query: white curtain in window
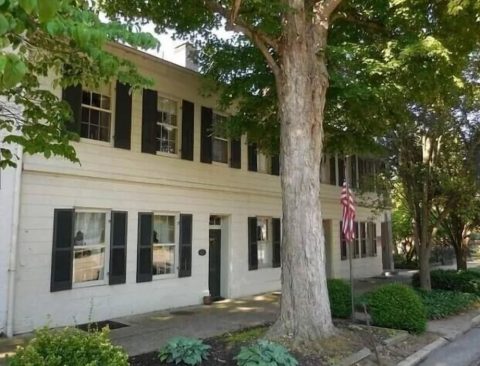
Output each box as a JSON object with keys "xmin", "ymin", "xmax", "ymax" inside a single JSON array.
[{"xmin": 74, "ymin": 212, "xmax": 106, "ymax": 246}]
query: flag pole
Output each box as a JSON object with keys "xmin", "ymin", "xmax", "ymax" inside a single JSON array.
[{"xmin": 346, "ymin": 156, "xmax": 355, "ymax": 321}]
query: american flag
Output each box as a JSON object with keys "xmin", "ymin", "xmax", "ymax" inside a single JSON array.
[{"xmin": 341, "ymin": 181, "xmax": 356, "ymax": 242}]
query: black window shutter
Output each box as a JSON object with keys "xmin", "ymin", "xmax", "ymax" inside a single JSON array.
[
  {"xmin": 114, "ymin": 81, "xmax": 132, "ymax": 150},
  {"xmin": 230, "ymin": 139, "xmax": 241, "ymax": 169},
  {"xmin": 62, "ymin": 85, "xmax": 82, "ymax": 134},
  {"xmin": 109, "ymin": 211, "xmax": 128, "ymax": 285},
  {"xmin": 248, "ymin": 143, "xmax": 258, "ymax": 172},
  {"xmin": 248, "ymin": 217, "xmax": 258, "ymax": 270},
  {"xmin": 137, "ymin": 213, "xmax": 153, "ymax": 283},
  {"xmin": 141, "ymin": 89, "xmax": 158, "ymax": 154},
  {"xmin": 271, "ymin": 155, "xmax": 280, "ymax": 176},
  {"xmin": 51, "ymin": 209, "xmax": 74, "ymax": 292},
  {"xmin": 272, "ymin": 218, "xmax": 281, "ymax": 268},
  {"xmin": 179, "ymin": 214, "xmax": 193, "ymax": 277},
  {"xmin": 181, "ymin": 100, "xmax": 195, "ymax": 161},
  {"xmin": 200, "ymin": 106, "xmax": 212, "ymax": 163}
]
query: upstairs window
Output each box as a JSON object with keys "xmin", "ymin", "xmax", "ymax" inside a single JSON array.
[
  {"xmin": 81, "ymin": 86, "xmax": 111, "ymax": 142},
  {"xmin": 157, "ymin": 97, "xmax": 178, "ymax": 154},
  {"xmin": 257, "ymin": 153, "xmax": 271, "ymax": 174},
  {"xmin": 212, "ymin": 113, "xmax": 229, "ymax": 164}
]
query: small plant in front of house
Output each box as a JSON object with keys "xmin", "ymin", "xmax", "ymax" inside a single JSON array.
[
  {"xmin": 235, "ymin": 340, "xmax": 298, "ymax": 366},
  {"xmin": 158, "ymin": 337, "xmax": 210, "ymax": 365},
  {"xmin": 7, "ymin": 327, "xmax": 128, "ymax": 366}
]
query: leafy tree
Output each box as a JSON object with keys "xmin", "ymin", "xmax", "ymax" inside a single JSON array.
[
  {"xmin": 0, "ymin": 0, "xmax": 157, "ymax": 168},
  {"xmin": 100, "ymin": 0, "xmax": 480, "ymax": 340}
]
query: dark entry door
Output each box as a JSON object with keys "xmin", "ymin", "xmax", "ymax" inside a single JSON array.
[{"xmin": 209, "ymin": 229, "xmax": 222, "ymax": 298}]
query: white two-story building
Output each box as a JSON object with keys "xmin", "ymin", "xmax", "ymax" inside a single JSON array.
[{"xmin": 0, "ymin": 43, "xmax": 391, "ymax": 336}]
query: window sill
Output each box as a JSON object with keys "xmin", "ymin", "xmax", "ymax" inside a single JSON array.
[
  {"xmin": 156, "ymin": 151, "xmax": 179, "ymax": 159},
  {"xmin": 79, "ymin": 138, "xmax": 112, "ymax": 147},
  {"xmin": 212, "ymin": 161, "xmax": 229, "ymax": 167},
  {"xmin": 72, "ymin": 280, "xmax": 107, "ymax": 289},
  {"xmin": 153, "ymin": 273, "xmax": 177, "ymax": 280}
]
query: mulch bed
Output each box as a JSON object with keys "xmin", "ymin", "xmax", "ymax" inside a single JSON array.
[{"xmin": 128, "ymin": 321, "xmax": 399, "ymax": 366}]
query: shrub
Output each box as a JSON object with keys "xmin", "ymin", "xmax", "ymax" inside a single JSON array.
[
  {"xmin": 158, "ymin": 337, "xmax": 210, "ymax": 366},
  {"xmin": 366, "ymin": 283, "xmax": 427, "ymax": 333},
  {"xmin": 417, "ymin": 289, "xmax": 480, "ymax": 319},
  {"xmin": 412, "ymin": 269, "xmax": 480, "ymax": 293},
  {"xmin": 7, "ymin": 327, "xmax": 128, "ymax": 366},
  {"xmin": 394, "ymin": 254, "xmax": 418, "ymax": 269},
  {"xmin": 235, "ymin": 340, "xmax": 298, "ymax": 366},
  {"xmin": 327, "ymin": 279, "xmax": 351, "ymax": 318}
]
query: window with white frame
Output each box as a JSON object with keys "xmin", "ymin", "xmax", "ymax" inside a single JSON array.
[
  {"xmin": 212, "ymin": 113, "xmax": 229, "ymax": 164},
  {"xmin": 73, "ymin": 211, "xmax": 108, "ymax": 284},
  {"xmin": 81, "ymin": 86, "xmax": 112, "ymax": 142},
  {"xmin": 157, "ymin": 96, "xmax": 178, "ymax": 154},
  {"xmin": 152, "ymin": 214, "xmax": 176, "ymax": 275},
  {"xmin": 257, "ymin": 153, "xmax": 271, "ymax": 174},
  {"xmin": 257, "ymin": 217, "xmax": 273, "ymax": 268}
]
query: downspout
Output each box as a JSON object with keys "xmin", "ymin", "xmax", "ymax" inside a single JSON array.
[{"xmin": 6, "ymin": 146, "xmax": 23, "ymax": 337}]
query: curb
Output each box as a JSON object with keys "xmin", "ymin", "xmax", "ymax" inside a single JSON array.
[
  {"xmin": 396, "ymin": 310, "xmax": 480, "ymax": 366},
  {"xmin": 396, "ymin": 337, "xmax": 448, "ymax": 366}
]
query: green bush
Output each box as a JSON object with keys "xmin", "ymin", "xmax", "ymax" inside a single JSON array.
[
  {"xmin": 7, "ymin": 327, "xmax": 128, "ymax": 366},
  {"xmin": 158, "ymin": 337, "xmax": 210, "ymax": 366},
  {"xmin": 366, "ymin": 284, "xmax": 427, "ymax": 333},
  {"xmin": 327, "ymin": 279, "xmax": 351, "ymax": 318},
  {"xmin": 235, "ymin": 340, "xmax": 298, "ymax": 366},
  {"xmin": 412, "ymin": 269, "xmax": 480, "ymax": 293},
  {"xmin": 394, "ymin": 254, "xmax": 418, "ymax": 269},
  {"xmin": 417, "ymin": 289, "xmax": 480, "ymax": 319}
]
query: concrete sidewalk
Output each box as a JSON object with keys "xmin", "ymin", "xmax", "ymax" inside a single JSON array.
[{"xmin": 109, "ymin": 292, "xmax": 280, "ymax": 356}]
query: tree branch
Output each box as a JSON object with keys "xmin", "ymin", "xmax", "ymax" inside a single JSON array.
[
  {"xmin": 202, "ymin": 0, "xmax": 281, "ymax": 80},
  {"xmin": 315, "ymin": 0, "xmax": 343, "ymax": 19}
]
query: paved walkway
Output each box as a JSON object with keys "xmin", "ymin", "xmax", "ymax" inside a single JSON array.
[{"xmin": 109, "ymin": 293, "xmax": 280, "ymax": 356}]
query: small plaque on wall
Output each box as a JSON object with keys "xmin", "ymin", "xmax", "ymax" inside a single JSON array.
[{"xmin": 198, "ymin": 249, "xmax": 207, "ymax": 256}]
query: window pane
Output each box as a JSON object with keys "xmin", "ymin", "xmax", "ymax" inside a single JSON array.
[
  {"xmin": 99, "ymin": 127, "xmax": 110, "ymax": 142},
  {"xmin": 80, "ymin": 122, "xmax": 89, "ymax": 139},
  {"xmin": 90, "ymin": 109, "xmax": 100, "ymax": 126},
  {"xmin": 81, "ymin": 107, "xmax": 89, "ymax": 123},
  {"xmin": 74, "ymin": 212, "xmax": 106, "ymax": 246},
  {"xmin": 100, "ymin": 112, "xmax": 110, "ymax": 128},
  {"xmin": 257, "ymin": 218, "xmax": 269, "ymax": 241},
  {"xmin": 101, "ymin": 95, "xmax": 110, "ymax": 110},
  {"xmin": 74, "ymin": 247, "xmax": 105, "ymax": 283},
  {"xmin": 212, "ymin": 138, "xmax": 228, "ymax": 163},
  {"xmin": 153, "ymin": 215, "xmax": 175, "ymax": 244},
  {"xmin": 153, "ymin": 245, "xmax": 174, "ymax": 275},
  {"xmin": 82, "ymin": 91, "xmax": 91, "ymax": 105},
  {"xmin": 91, "ymin": 92, "xmax": 101, "ymax": 107}
]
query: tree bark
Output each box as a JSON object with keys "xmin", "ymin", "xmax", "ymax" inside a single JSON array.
[
  {"xmin": 268, "ymin": 6, "xmax": 335, "ymax": 345},
  {"xmin": 454, "ymin": 244, "xmax": 468, "ymax": 271}
]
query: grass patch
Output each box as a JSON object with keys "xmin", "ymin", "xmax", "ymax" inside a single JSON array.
[
  {"xmin": 223, "ymin": 326, "xmax": 268, "ymax": 346},
  {"xmin": 416, "ymin": 289, "xmax": 480, "ymax": 319}
]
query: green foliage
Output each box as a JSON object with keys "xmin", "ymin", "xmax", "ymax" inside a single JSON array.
[
  {"xmin": 412, "ymin": 269, "xmax": 480, "ymax": 293},
  {"xmin": 327, "ymin": 279, "xmax": 352, "ymax": 319},
  {"xmin": 0, "ymin": 0, "xmax": 158, "ymax": 168},
  {"xmin": 234, "ymin": 340, "xmax": 298, "ymax": 366},
  {"xmin": 225, "ymin": 326, "xmax": 268, "ymax": 346},
  {"xmin": 366, "ymin": 284, "xmax": 427, "ymax": 333},
  {"xmin": 7, "ymin": 327, "xmax": 128, "ymax": 366},
  {"xmin": 158, "ymin": 337, "xmax": 210, "ymax": 366},
  {"xmin": 417, "ymin": 289, "xmax": 479, "ymax": 319},
  {"xmin": 393, "ymin": 254, "xmax": 418, "ymax": 270}
]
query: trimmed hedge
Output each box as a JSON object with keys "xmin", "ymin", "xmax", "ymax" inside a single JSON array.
[
  {"xmin": 412, "ymin": 269, "xmax": 480, "ymax": 293},
  {"xmin": 327, "ymin": 279, "xmax": 351, "ymax": 319},
  {"xmin": 417, "ymin": 289, "xmax": 480, "ymax": 319},
  {"xmin": 366, "ymin": 284, "xmax": 427, "ymax": 333}
]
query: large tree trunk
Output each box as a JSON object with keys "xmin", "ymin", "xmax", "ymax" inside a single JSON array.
[
  {"xmin": 269, "ymin": 9, "xmax": 334, "ymax": 345},
  {"xmin": 454, "ymin": 244, "xmax": 468, "ymax": 271},
  {"xmin": 418, "ymin": 244, "xmax": 431, "ymax": 290}
]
